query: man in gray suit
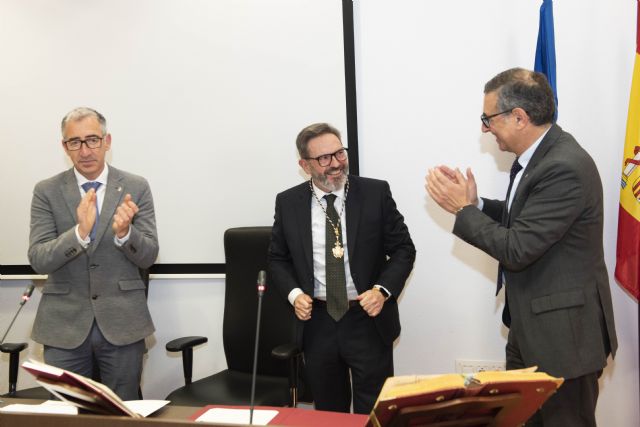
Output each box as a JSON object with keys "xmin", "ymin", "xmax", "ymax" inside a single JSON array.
[
  {"xmin": 426, "ymin": 68, "xmax": 617, "ymax": 426},
  {"xmin": 29, "ymin": 107, "xmax": 158, "ymax": 400}
]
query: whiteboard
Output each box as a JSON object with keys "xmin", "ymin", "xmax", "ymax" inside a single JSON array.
[{"xmin": 0, "ymin": 0, "xmax": 349, "ymax": 268}]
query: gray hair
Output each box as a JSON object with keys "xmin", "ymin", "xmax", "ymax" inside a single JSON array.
[
  {"xmin": 61, "ymin": 107, "xmax": 107, "ymax": 137},
  {"xmin": 295, "ymin": 123, "xmax": 341, "ymax": 158},
  {"xmin": 484, "ymin": 68, "xmax": 555, "ymax": 126}
]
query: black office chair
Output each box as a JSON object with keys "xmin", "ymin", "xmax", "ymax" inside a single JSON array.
[
  {"xmin": 1, "ymin": 267, "xmax": 150, "ymax": 399},
  {"xmin": 165, "ymin": 226, "xmax": 306, "ymax": 407}
]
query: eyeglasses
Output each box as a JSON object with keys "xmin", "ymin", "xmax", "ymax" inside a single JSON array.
[
  {"xmin": 64, "ymin": 136, "xmax": 104, "ymax": 151},
  {"xmin": 480, "ymin": 109, "xmax": 513, "ymax": 128},
  {"xmin": 305, "ymin": 148, "xmax": 348, "ymax": 167}
]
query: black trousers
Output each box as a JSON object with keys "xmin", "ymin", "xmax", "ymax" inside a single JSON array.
[
  {"xmin": 303, "ymin": 300, "xmax": 393, "ymax": 414},
  {"xmin": 506, "ymin": 329, "xmax": 600, "ymax": 427}
]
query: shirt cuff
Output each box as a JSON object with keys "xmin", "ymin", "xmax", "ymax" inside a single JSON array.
[
  {"xmin": 114, "ymin": 227, "xmax": 132, "ymax": 247},
  {"xmin": 477, "ymin": 198, "xmax": 484, "ymax": 211},
  {"xmin": 373, "ymin": 284, "xmax": 391, "ymax": 300},
  {"xmin": 288, "ymin": 288, "xmax": 304, "ymax": 306},
  {"xmin": 75, "ymin": 225, "xmax": 90, "ymax": 249}
]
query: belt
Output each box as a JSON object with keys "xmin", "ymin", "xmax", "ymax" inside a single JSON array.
[{"xmin": 313, "ymin": 298, "xmax": 360, "ymax": 308}]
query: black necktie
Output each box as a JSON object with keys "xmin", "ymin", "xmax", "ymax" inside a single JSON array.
[
  {"xmin": 505, "ymin": 158, "xmax": 523, "ymax": 214},
  {"xmin": 81, "ymin": 181, "xmax": 102, "ymax": 241},
  {"xmin": 324, "ymin": 194, "xmax": 348, "ymax": 321},
  {"xmin": 496, "ymin": 158, "xmax": 522, "ymax": 294}
]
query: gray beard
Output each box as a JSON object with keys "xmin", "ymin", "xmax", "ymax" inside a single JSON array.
[{"xmin": 312, "ymin": 166, "xmax": 349, "ymax": 192}]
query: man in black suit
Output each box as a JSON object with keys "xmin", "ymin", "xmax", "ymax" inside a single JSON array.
[
  {"xmin": 268, "ymin": 123, "xmax": 415, "ymax": 414},
  {"xmin": 426, "ymin": 68, "xmax": 617, "ymax": 426}
]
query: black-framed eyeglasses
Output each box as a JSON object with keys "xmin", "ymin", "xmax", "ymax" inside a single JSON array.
[
  {"xmin": 305, "ymin": 147, "xmax": 348, "ymax": 167},
  {"xmin": 64, "ymin": 136, "xmax": 104, "ymax": 151},
  {"xmin": 480, "ymin": 109, "xmax": 513, "ymax": 128}
]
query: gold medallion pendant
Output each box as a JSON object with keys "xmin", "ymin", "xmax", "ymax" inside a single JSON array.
[{"xmin": 332, "ymin": 241, "xmax": 344, "ymax": 258}]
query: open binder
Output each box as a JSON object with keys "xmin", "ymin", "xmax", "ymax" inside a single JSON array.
[
  {"xmin": 367, "ymin": 368, "xmax": 563, "ymax": 427},
  {"xmin": 21, "ymin": 360, "xmax": 141, "ymax": 417}
]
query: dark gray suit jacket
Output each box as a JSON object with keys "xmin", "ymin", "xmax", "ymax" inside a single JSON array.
[
  {"xmin": 268, "ymin": 175, "xmax": 416, "ymax": 346},
  {"xmin": 29, "ymin": 165, "xmax": 158, "ymax": 349},
  {"xmin": 453, "ymin": 124, "xmax": 617, "ymax": 379}
]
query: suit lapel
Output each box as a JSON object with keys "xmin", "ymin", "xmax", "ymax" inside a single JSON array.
[
  {"xmin": 345, "ymin": 176, "xmax": 361, "ymax": 259},
  {"xmin": 509, "ymin": 124, "xmax": 562, "ymax": 222},
  {"xmin": 61, "ymin": 169, "xmax": 81, "ymax": 222},
  {"xmin": 294, "ymin": 183, "xmax": 314, "ymax": 273},
  {"xmin": 92, "ymin": 166, "xmax": 125, "ymax": 249}
]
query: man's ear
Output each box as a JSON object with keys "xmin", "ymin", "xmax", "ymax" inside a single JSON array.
[
  {"xmin": 298, "ymin": 158, "xmax": 310, "ymax": 174},
  {"xmin": 512, "ymin": 107, "xmax": 529, "ymax": 127}
]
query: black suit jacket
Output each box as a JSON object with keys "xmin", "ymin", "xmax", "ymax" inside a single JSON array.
[
  {"xmin": 268, "ymin": 175, "xmax": 416, "ymax": 346},
  {"xmin": 453, "ymin": 124, "xmax": 618, "ymax": 379}
]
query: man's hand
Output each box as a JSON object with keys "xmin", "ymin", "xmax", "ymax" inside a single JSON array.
[
  {"xmin": 77, "ymin": 188, "xmax": 98, "ymax": 239},
  {"xmin": 112, "ymin": 194, "xmax": 139, "ymax": 239},
  {"xmin": 425, "ymin": 166, "xmax": 477, "ymax": 214},
  {"xmin": 294, "ymin": 293, "xmax": 313, "ymax": 321},
  {"xmin": 357, "ymin": 289, "xmax": 385, "ymax": 317}
]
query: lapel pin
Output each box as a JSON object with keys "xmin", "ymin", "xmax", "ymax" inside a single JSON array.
[{"xmin": 116, "ymin": 186, "xmax": 122, "ymax": 192}]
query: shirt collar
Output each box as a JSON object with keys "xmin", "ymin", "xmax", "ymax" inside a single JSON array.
[
  {"xmin": 311, "ymin": 179, "xmax": 346, "ymax": 201},
  {"xmin": 518, "ymin": 126, "xmax": 551, "ymax": 169},
  {"xmin": 74, "ymin": 164, "xmax": 109, "ymax": 187}
]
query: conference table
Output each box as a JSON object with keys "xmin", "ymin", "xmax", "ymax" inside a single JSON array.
[{"xmin": 0, "ymin": 398, "xmax": 369, "ymax": 427}]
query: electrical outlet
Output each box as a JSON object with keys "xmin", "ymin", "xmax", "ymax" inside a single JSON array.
[{"xmin": 455, "ymin": 359, "xmax": 506, "ymax": 374}]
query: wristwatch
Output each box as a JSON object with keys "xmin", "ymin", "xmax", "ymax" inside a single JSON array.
[{"xmin": 373, "ymin": 284, "xmax": 391, "ymax": 300}]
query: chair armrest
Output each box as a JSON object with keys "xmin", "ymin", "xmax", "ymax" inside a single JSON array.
[
  {"xmin": 165, "ymin": 336, "xmax": 208, "ymax": 385},
  {"xmin": 0, "ymin": 342, "xmax": 29, "ymax": 396},
  {"xmin": 271, "ymin": 343, "xmax": 302, "ymax": 360},
  {"xmin": 165, "ymin": 336, "xmax": 208, "ymax": 352},
  {"xmin": 0, "ymin": 342, "xmax": 28, "ymax": 354},
  {"xmin": 271, "ymin": 343, "xmax": 304, "ymax": 407}
]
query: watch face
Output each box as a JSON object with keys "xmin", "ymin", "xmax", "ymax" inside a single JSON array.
[{"xmin": 376, "ymin": 286, "xmax": 390, "ymax": 298}]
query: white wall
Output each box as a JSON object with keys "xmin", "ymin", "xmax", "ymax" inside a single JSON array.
[
  {"xmin": 1, "ymin": 1, "xmax": 638, "ymax": 426},
  {"xmin": 0, "ymin": 0, "xmax": 346, "ymax": 265},
  {"xmin": 353, "ymin": 0, "xmax": 639, "ymax": 426}
]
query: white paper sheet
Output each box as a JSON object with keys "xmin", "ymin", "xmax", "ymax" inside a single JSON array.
[
  {"xmin": 0, "ymin": 400, "xmax": 78, "ymax": 415},
  {"xmin": 196, "ymin": 408, "xmax": 279, "ymax": 425},
  {"xmin": 123, "ymin": 400, "xmax": 170, "ymax": 417},
  {"xmin": 0, "ymin": 399, "xmax": 169, "ymax": 418}
]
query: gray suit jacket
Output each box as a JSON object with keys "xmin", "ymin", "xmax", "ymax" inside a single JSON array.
[
  {"xmin": 29, "ymin": 165, "xmax": 158, "ymax": 348},
  {"xmin": 453, "ymin": 124, "xmax": 617, "ymax": 379}
]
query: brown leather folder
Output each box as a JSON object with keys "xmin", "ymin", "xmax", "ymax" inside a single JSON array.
[{"xmin": 367, "ymin": 368, "xmax": 563, "ymax": 427}]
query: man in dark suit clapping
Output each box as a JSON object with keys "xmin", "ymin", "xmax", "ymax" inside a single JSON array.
[{"xmin": 426, "ymin": 68, "xmax": 617, "ymax": 426}]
